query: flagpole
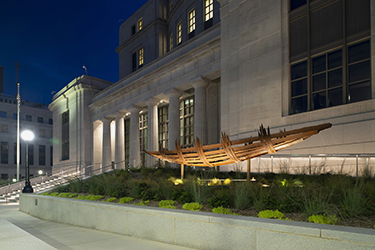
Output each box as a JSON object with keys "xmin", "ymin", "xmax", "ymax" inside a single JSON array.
[{"xmin": 17, "ymin": 82, "xmax": 20, "ymax": 181}]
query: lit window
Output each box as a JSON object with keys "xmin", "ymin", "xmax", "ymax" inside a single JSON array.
[
  {"xmin": 138, "ymin": 18, "xmax": 143, "ymax": 31},
  {"xmin": 177, "ymin": 22, "xmax": 182, "ymax": 44},
  {"xmin": 189, "ymin": 9, "xmax": 196, "ymax": 34},
  {"xmin": 158, "ymin": 106, "xmax": 169, "ymax": 150},
  {"xmin": 170, "ymin": 33, "xmax": 174, "ymax": 50},
  {"xmin": 138, "ymin": 48, "xmax": 144, "ymax": 68},
  {"xmin": 205, "ymin": 0, "xmax": 213, "ymax": 21},
  {"xmin": 179, "ymin": 97, "xmax": 194, "ymax": 147},
  {"xmin": 139, "ymin": 113, "xmax": 148, "ymax": 166}
]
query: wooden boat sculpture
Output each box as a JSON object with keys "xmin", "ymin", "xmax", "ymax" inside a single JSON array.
[{"xmin": 145, "ymin": 123, "xmax": 332, "ymax": 167}]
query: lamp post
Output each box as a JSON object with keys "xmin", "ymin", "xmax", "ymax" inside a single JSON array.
[{"xmin": 21, "ymin": 130, "xmax": 34, "ymax": 193}]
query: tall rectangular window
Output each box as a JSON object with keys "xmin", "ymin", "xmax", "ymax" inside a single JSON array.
[
  {"xmin": 179, "ymin": 97, "xmax": 194, "ymax": 147},
  {"xmin": 1, "ymin": 124, "xmax": 8, "ymax": 133},
  {"xmin": 139, "ymin": 113, "xmax": 148, "ymax": 166},
  {"xmin": 61, "ymin": 110, "xmax": 69, "ymax": 161},
  {"xmin": 204, "ymin": 0, "xmax": 214, "ymax": 29},
  {"xmin": 25, "ymin": 115, "xmax": 32, "ymax": 121},
  {"xmin": 138, "ymin": 48, "xmax": 144, "ymax": 68},
  {"xmin": 170, "ymin": 33, "xmax": 174, "ymax": 50},
  {"xmin": 1, "ymin": 142, "xmax": 9, "ymax": 164},
  {"xmin": 177, "ymin": 22, "xmax": 182, "ymax": 44},
  {"xmin": 158, "ymin": 106, "xmax": 169, "ymax": 150},
  {"xmin": 188, "ymin": 9, "xmax": 196, "ymax": 39},
  {"xmin": 13, "ymin": 113, "xmax": 17, "ymax": 119},
  {"xmin": 50, "ymin": 146, "xmax": 53, "ymax": 166},
  {"xmin": 131, "ymin": 25, "xmax": 136, "ymax": 35},
  {"xmin": 132, "ymin": 52, "xmax": 137, "ymax": 72},
  {"xmin": 289, "ymin": 0, "xmax": 371, "ymax": 115},
  {"xmin": 39, "ymin": 145, "xmax": 46, "ymax": 166},
  {"xmin": 138, "ymin": 18, "xmax": 143, "ymax": 31},
  {"xmin": 49, "ymin": 118, "xmax": 53, "ymax": 125},
  {"xmin": 124, "ymin": 119, "xmax": 130, "ymax": 166}
]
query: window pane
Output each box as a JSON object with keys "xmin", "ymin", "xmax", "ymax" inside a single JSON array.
[
  {"xmin": 348, "ymin": 40, "xmax": 370, "ymax": 63},
  {"xmin": 312, "ymin": 55, "xmax": 326, "ymax": 74},
  {"xmin": 291, "ymin": 61, "xmax": 307, "ymax": 80},
  {"xmin": 291, "ymin": 79, "xmax": 307, "ymax": 97},
  {"xmin": 313, "ymin": 91, "xmax": 327, "ymax": 110},
  {"xmin": 328, "ymin": 50, "xmax": 342, "ymax": 69},
  {"xmin": 328, "ymin": 88, "xmax": 343, "ymax": 107},
  {"xmin": 291, "ymin": 96, "xmax": 307, "ymax": 114},
  {"xmin": 290, "ymin": 0, "xmax": 306, "ymax": 11},
  {"xmin": 313, "ymin": 73, "xmax": 326, "ymax": 92},
  {"xmin": 328, "ymin": 69, "xmax": 342, "ymax": 88},
  {"xmin": 348, "ymin": 81, "xmax": 371, "ymax": 103},
  {"xmin": 349, "ymin": 61, "xmax": 371, "ymax": 83}
]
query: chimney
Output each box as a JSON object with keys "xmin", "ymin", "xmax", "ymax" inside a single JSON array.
[{"xmin": 0, "ymin": 66, "xmax": 3, "ymax": 93}]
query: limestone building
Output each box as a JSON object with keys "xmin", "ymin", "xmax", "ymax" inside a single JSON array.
[
  {"xmin": 0, "ymin": 93, "xmax": 53, "ymax": 180},
  {"xmin": 49, "ymin": 0, "xmax": 375, "ymax": 174}
]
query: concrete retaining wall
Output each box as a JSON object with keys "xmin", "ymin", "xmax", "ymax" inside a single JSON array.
[{"xmin": 20, "ymin": 194, "xmax": 375, "ymax": 250}]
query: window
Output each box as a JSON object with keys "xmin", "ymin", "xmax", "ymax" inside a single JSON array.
[
  {"xmin": 49, "ymin": 118, "xmax": 53, "ymax": 125},
  {"xmin": 158, "ymin": 106, "xmax": 169, "ymax": 150},
  {"xmin": 13, "ymin": 113, "xmax": 17, "ymax": 119},
  {"xmin": 131, "ymin": 25, "xmax": 136, "ymax": 35},
  {"xmin": 37, "ymin": 117, "xmax": 43, "ymax": 123},
  {"xmin": 204, "ymin": 0, "xmax": 214, "ymax": 29},
  {"xmin": 14, "ymin": 143, "xmax": 22, "ymax": 164},
  {"xmin": 1, "ymin": 124, "xmax": 8, "ymax": 133},
  {"xmin": 289, "ymin": 0, "xmax": 371, "ymax": 115},
  {"xmin": 28, "ymin": 144, "xmax": 34, "ymax": 165},
  {"xmin": 39, "ymin": 145, "xmax": 46, "ymax": 166},
  {"xmin": 0, "ymin": 111, "xmax": 6, "ymax": 118},
  {"xmin": 177, "ymin": 22, "xmax": 182, "ymax": 44},
  {"xmin": 179, "ymin": 97, "xmax": 194, "ymax": 147},
  {"xmin": 1, "ymin": 174, "xmax": 8, "ymax": 180},
  {"xmin": 124, "ymin": 118, "xmax": 130, "ymax": 166},
  {"xmin": 132, "ymin": 52, "xmax": 137, "ymax": 72},
  {"xmin": 50, "ymin": 146, "xmax": 53, "ymax": 166},
  {"xmin": 188, "ymin": 9, "xmax": 196, "ymax": 39},
  {"xmin": 61, "ymin": 110, "xmax": 69, "ymax": 161},
  {"xmin": 138, "ymin": 18, "xmax": 143, "ymax": 31},
  {"xmin": 170, "ymin": 33, "xmax": 174, "ymax": 50},
  {"xmin": 1, "ymin": 142, "xmax": 8, "ymax": 164},
  {"xmin": 39, "ymin": 129, "xmax": 45, "ymax": 137},
  {"xmin": 26, "ymin": 115, "xmax": 32, "ymax": 121},
  {"xmin": 138, "ymin": 48, "xmax": 144, "ymax": 68},
  {"xmin": 139, "ymin": 113, "xmax": 148, "ymax": 165}
]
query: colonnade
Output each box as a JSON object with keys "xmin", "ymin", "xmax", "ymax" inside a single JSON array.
[{"xmin": 93, "ymin": 79, "xmax": 209, "ymax": 169}]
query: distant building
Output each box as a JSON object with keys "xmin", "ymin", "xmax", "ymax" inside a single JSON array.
[
  {"xmin": 0, "ymin": 93, "xmax": 53, "ymax": 180},
  {"xmin": 49, "ymin": 0, "xmax": 374, "ymax": 174}
]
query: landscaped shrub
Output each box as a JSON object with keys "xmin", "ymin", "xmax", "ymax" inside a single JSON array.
[
  {"xmin": 233, "ymin": 182, "xmax": 251, "ymax": 210},
  {"xmin": 118, "ymin": 197, "xmax": 134, "ymax": 203},
  {"xmin": 68, "ymin": 193, "xmax": 78, "ymax": 198},
  {"xmin": 159, "ymin": 200, "xmax": 176, "ymax": 209},
  {"xmin": 258, "ymin": 210, "xmax": 285, "ymax": 220},
  {"xmin": 105, "ymin": 197, "xmax": 117, "ymax": 202},
  {"xmin": 208, "ymin": 190, "xmax": 232, "ymax": 209},
  {"xmin": 58, "ymin": 192, "xmax": 71, "ymax": 198},
  {"xmin": 308, "ymin": 214, "xmax": 337, "ymax": 225},
  {"xmin": 182, "ymin": 202, "xmax": 203, "ymax": 211},
  {"xmin": 172, "ymin": 187, "xmax": 194, "ymax": 204},
  {"xmin": 212, "ymin": 206, "xmax": 239, "ymax": 215},
  {"xmin": 133, "ymin": 200, "xmax": 149, "ymax": 206},
  {"xmin": 341, "ymin": 185, "xmax": 372, "ymax": 217},
  {"xmin": 158, "ymin": 179, "xmax": 174, "ymax": 200}
]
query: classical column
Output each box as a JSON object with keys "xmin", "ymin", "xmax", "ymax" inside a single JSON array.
[
  {"xmin": 192, "ymin": 79, "xmax": 208, "ymax": 145},
  {"xmin": 128, "ymin": 106, "xmax": 141, "ymax": 167},
  {"xmin": 115, "ymin": 112, "xmax": 126, "ymax": 170},
  {"xmin": 167, "ymin": 89, "xmax": 181, "ymax": 150},
  {"xmin": 92, "ymin": 121, "xmax": 102, "ymax": 173},
  {"xmin": 102, "ymin": 118, "xmax": 112, "ymax": 171},
  {"xmin": 146, "ymin": 98, "xmax": 159, "ymax": 166}
]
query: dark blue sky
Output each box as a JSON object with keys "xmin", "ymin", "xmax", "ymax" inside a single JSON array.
[{"xmin": 0, "ymin": 0, "xmax": 148, "ymax": 105}]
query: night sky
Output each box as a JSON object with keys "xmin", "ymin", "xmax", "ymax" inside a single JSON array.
[{"xmin": 0, "ymin": 0, "xmax": 148, "ymax": 105}]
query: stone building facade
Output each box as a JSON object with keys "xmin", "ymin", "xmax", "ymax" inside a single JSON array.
[{"xmin": 49, "ymin": 0, "xmax": 375, "ymax": 174}]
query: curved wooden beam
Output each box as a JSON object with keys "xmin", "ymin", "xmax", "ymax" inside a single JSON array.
[
  {"xmin": 194, "ymin": 137, "xmax": 214, "ymax": 167},
  {"xmin": 220, "ymin": 132, "xmax": 241, "ymax": 163},
  {"xmin": 175, "ymin": 140, "xmax": 188, "ymax": 165}
]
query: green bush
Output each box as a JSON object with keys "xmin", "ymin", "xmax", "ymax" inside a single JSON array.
[
  {"xmin": 308, "ymin": 214, "xmax": 337, "ymax": 225},
  {"xmin": 68, "ymin": 193, "xmax": 78, "ymax": 198},
  {"xmin": 159, "ymin": 200, "xmax": 176, "ymax": 209},
  {"xmin": 212, "ymin": 206, "xmax": 239, "ymax": 215},
  {"xmin": 208, "ymin": 191, "xmax": 232, "ymax": 209},
  {"xmin": 182, "ymin": 202, "xmax": 203, "ymax": 211},
  {"xmin": 118, "ymin": 197, "xmax": 134, "ymax": 203},
  {"xmin": 172, "ymin": 188, "xmax": 194, "ymax": 204},
  {"xmin": 49, "ymin": 192, "xmax": 59, "ymax": 197},
  {"xmin": 233, "ymin": 182, "xmax": 251, "ymax": 210},
  {"xmin": 258, "ymin": 210, "xmax": 285, "ymax": 220},
  {"xmin": 133, "ymin": 200, "xmax": 149, "ymax": 206},
  {"xmin": 105, "ymin": 197, "xmax": 117, "ymax": 202},
  {"xmin": 58, "ymin": 192, "xmax": 71, "ymax": 198}
]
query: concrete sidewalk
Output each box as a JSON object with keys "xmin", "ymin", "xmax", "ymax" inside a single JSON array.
[{"xmin": 0, "ymin": 204, "xmax": 197, "ymax": 250}]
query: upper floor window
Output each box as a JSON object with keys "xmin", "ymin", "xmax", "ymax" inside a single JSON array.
[
  {"xmin": 131, "ymin": 25, "xmax": 136, "ymax": 35},
  {"xmin": 170, "ymin": 0, "xmax": 174, "ymax": 11},
  {"xmin": 188, "ymin": 9, "xmax": 196, "ymax": 39},
  {"xmin": 138, "ymin": 48, "xmax": 144, "ymax": 68},
  {"xmin": 138, "ymin": 18, "xmax": 143, "ymax": 31},
  {"xmin": 1, "ymin": 124, "xmax": 8, "ymax": 133},
  {"xmin": 37, "ymin": 117, "xmax": 43, "ymax": 123},
  {"xmin": 49, "ymin": 118, "xmax": 53, "ymax": 125},
  {"xmin": 170, "ymin": 33, "xmax": 174, "ymax": 50},
  {"xmin": 177, "ymin": 22, "xmax": 182, "ymax": 45},
  {"xmin": 0, "ymin": 111, "xmax": 6, "ymax": 118},
  {"xmin": 132, "ymin": 48, "xmax": 144, "ymax": 72},
  {"xmin": 13, "ymin": 113, "xmax": 17, "ymax": 119},
  {"xmin": 25, "ymin": 115, "xmax": 32, "ymax": 121},
  {"xmin": 204, "ymin": 0, "xmax": 214, "ymax": 29}
]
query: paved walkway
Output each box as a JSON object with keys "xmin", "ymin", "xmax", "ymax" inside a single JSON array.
[{"xmin": 0, "ymin": 204, "xmax": 197, "ymax": 250}]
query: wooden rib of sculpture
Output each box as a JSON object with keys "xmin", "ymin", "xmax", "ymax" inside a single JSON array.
[{"xmin": 145, "ymin": 123, "xmax": 332, "ymax": 167}]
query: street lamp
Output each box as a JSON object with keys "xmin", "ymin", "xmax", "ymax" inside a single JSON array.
[{"xmin": 21, "ymin": 130, "xmax": 34, "ymax": 193}]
